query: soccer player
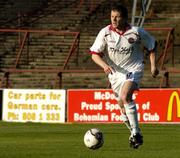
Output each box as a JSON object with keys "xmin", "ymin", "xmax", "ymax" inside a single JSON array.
[{"xmin": 89, "ymin": 3, "xmax": 159, "ymax": 148}]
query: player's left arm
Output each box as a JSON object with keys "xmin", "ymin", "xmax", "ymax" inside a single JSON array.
[
  {"xmin": 139, "ymin": 27, "xmax": 159, "ymax": 78},
  {"xmin": 149, "ymin": 50, "xmax": 159, "ymax": 78}
]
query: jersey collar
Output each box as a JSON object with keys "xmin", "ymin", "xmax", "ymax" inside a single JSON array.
[{"xmin": 109, "ymin": 24, "xmax": 131, "ymax": 35}]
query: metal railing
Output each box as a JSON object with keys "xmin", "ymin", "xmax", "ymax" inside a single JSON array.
[
  {"xmin": 0, "ymin": 28, "xmax": 82, "ymax": 88},
  {"xmin": 0, "ymin": 27, "xmax": 176, "ymax": 88}
]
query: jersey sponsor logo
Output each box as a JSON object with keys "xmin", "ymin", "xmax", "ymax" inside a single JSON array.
[
  {"xmin": 167, "ymin": 91, "xmax": 180, "ymax": 121},
  {"xmin": 110, "ymin": 47, "xmax": 134, "ymax": 54}
]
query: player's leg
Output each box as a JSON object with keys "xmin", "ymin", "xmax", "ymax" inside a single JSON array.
[
  {"xmin": 121, "ymin": 81, "xmax": 139, "ymax": 134},
  {"xmin": 120, "ymin": 81, "xmax": 143, "ymax": 148},
  {"xmin": 118, "ymin": 100, "xmax": 131, "ymax": 132},
  {"xmin": 108, "ymin": 71, "xmax": 142, "ymax": 147},
  {"xmin": 108, "ymin": 72, "xmax": 132, "ymax": 132}
]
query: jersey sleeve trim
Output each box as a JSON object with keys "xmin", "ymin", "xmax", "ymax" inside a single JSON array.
[{"xmin": 89, "ymin": 51, "xmax": 104, "ymax": 57}]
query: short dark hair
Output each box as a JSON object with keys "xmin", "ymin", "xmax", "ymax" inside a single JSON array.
[{"xmin": 110, "ymin": 3, "xmax": 128, "ymax": 19}]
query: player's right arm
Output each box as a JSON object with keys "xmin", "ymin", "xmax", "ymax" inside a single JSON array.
[
  {"xmin": 92, "ymin": 54, "xmax": 114, "ymax": 75},
  {"xmin": 90, "ymin": 26, "xmax": 115, "ymax": 75}
]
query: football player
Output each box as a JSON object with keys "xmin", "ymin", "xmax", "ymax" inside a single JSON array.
[{"xmin": 89, "ymin": 3, "xmax": 159, "ymax": 148}]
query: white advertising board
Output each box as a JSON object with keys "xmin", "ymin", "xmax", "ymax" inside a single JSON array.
[{"xmin": 2, "ymin": 89, "xmax": 66, "ymax": 123}]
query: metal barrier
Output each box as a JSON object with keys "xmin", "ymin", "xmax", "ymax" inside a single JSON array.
[
  {"xmin": 0, "ymin": 27, "xmax": 176, "ymax": 88},
  {"xmin": 0, "ymin": 29, "xmax": 80, "ymax": 88}
]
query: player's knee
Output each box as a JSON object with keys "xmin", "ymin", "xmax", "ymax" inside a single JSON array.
[{"xmin": 121, "ymin": 93, "xmax": 130, "ymax": 104}]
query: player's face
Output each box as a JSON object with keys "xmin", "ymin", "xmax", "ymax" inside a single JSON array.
[{"xmin": 111, "ymin": 10, "xmax": 124, "ymax": 29}]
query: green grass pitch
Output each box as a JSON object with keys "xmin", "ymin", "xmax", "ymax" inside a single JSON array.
[{"xmin": 0, "ymin": 122, "xmax": 179, "ymax": 158}]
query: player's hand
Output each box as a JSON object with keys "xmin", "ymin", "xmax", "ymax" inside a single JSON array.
[
  {"xmin": 151, "ymin": 66, "xmax": 159, "ymax": 78},
  {"xmin": 103, "ymin": 65, "xmax": 115, "ymax": 75}
]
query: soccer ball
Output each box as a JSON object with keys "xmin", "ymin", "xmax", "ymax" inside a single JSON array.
[{"xmin": 84, "ymin": 128, "xmax": 104, "ymax": 150}]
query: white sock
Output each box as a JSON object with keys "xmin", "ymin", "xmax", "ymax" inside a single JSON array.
[
  {"xmin": 121, "ymin": 112, "xmax": 131, "ymax": 132},
  {"xmin": 124, "ymin": 101, "xmax": 139, "ymax": 135}
]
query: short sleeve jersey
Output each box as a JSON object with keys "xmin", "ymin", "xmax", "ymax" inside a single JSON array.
[{"xmin": 90, "ymin": 25, "xmax": 155, "ymax": 72}]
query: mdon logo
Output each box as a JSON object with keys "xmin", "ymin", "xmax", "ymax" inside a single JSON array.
[{"xmin": 167, "ymin": 91, "xmax": 180, "ymax": 121}]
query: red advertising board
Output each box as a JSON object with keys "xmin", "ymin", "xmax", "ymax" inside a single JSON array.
[{"xmin": 67, "ymin": 89, "xmax": 180, "ymax": 123}]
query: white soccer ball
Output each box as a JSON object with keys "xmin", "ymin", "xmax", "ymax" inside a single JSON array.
[{"xmin": 84, "ymin": 128, "xmax": 104, "ymax": 149}]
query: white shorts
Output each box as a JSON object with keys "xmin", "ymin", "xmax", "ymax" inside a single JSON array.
[{"xmin": 108, "ymin": 71, "xmax": 143, "ymax": 101}]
